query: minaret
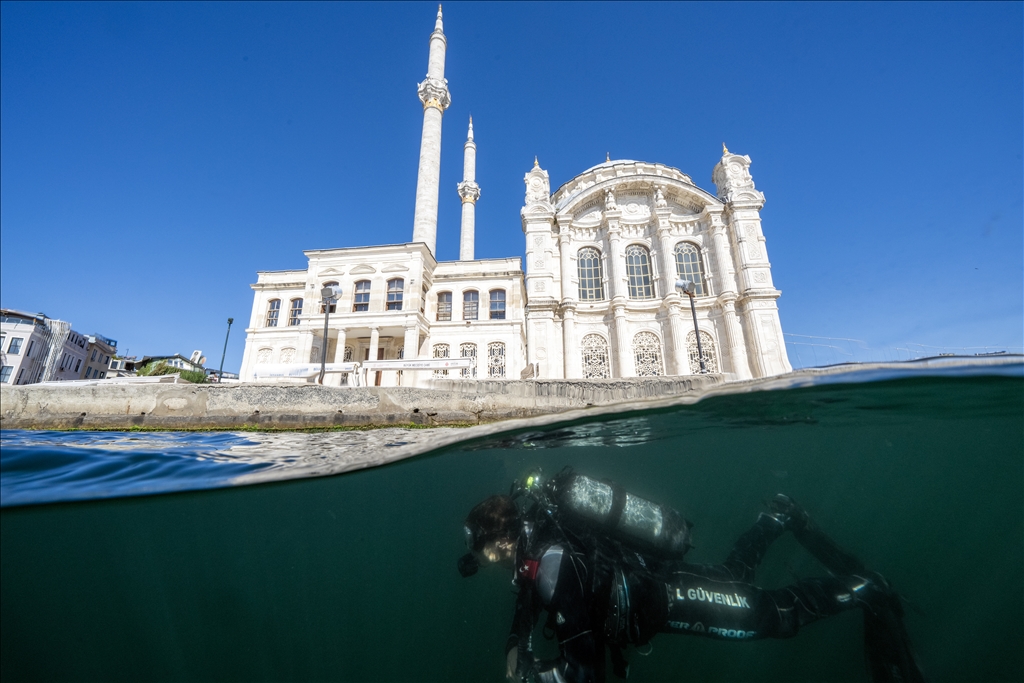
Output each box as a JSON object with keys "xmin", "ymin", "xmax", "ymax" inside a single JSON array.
[
  {"xmin": 457, "ymin": 116, "xmax": 480, "ymax": 260},
  {"xmin": 411, "ymin": 5, "xmax": 451, "ymax": 256}
]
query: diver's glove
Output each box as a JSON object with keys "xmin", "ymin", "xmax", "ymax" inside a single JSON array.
[
  {"xmin": 533, "ymin": 661, "xmax": 569, "ymax": 683},
  {"xmin": 764, "ymin": 493, "xmax": 810, "ymax": 532}
]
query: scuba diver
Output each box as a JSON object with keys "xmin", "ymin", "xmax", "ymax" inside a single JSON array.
[{"xmin": 458, "ymin": 468, "xmax": 923, "ymax": 683}]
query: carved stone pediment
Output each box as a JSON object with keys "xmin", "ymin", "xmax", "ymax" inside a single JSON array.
[
  {"xmin": 381, "ymin": 263, "xmax": 410, "ymax": 273},
  {"xmin": 350, "ymin": 264, "xmax": 377, "ymax": 275},
  {"xmin": 318, "ymin": 267, "xmax": 345, "ymax": 276}
]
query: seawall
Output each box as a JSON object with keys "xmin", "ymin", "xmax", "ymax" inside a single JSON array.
[
  {"xmin": 0, "ymin": 376, "xmax": 722, "ymax": 430},
  {"xmin": 3, "ymin": 356, "xmax": 1018, "ymax": 431}
]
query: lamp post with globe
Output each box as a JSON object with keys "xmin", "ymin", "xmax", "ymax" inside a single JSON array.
[
  {"xmin": 675, "ymin": 279, "xmax": 707, "ymax": 374},
  {"xmin": 318, "ymin": 285, "xmax": 342, "ymax": 385}
]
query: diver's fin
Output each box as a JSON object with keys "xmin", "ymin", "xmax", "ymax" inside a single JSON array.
[{"xmin": 863, "ymin": 598, "xmax": 925, "ymax": 683}]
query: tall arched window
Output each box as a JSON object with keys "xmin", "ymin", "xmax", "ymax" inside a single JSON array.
[
  {"xmin": 489, "ymin": 290, "xmax": 506, "ymax": 319},
  {"xmin": 460, "ymin": 342, "xmax": 477, "ymax": 378},
  {"xmin": 432, "ymin": 343, "xmax": 450, "ymax": 378},
  {"xmin": 320, "ymin": 281, "xmax": 339, "ymax": 313},
  {"xmin": 436, "ymin": 292, "xmax": 452, "ymax": 321},
  {"xmin": 463, "ymin": 290, "xmax": 479, "ymax": 321},
  {"xmin": 674, "ymin": 243, "xmax": 707, "ymax": 296},
  {"xmin": 266, "ymin": 299, "xmax": 281, "ymax": 327},
  {"xmin": 353, "ymin": 280, "xmax": 370, "ymax": 312},
  {"xmin": 625, "ymin": 245, "xmax": 654, "ymax": 299},
  {"xmin": 686, "ymin": 330, "xmax": 719, "ymax": 374},
  {"xmin": 488, "ymin": 342, "xmax": 506, "ymax": 378},
  {"xmin": 288, "ymin": 298, "xmax": 303, "ymax": 326},
  {"xmin": 632, "ymin": 331, "xmax": 663, "ymax": 376},
  {"xmin": 386, "ymin": 278, "xmax": 404, "ymax": 311},
  {"xmin": 577, "ymin": 248, "xmax": 604, "ymax": 300},
  {"xmin": 581, "ymin": 334, "xmax": 611, "ymax": 378}
]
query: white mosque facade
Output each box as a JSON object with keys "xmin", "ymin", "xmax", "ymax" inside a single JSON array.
[{"xmin": 239, "ymin": 9, "xmax": 791, "ymax": 386}]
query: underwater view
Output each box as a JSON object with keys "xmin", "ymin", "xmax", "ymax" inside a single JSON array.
[{"xmin": 2, "ymin": 367, "xmax": 1022, "ymax": 682}]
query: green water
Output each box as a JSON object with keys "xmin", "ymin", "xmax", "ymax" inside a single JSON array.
[{"xmin": 2, "ymin": 375, "xmax": 1022, "ymax": 682}]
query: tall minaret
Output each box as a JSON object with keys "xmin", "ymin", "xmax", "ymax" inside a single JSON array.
[
  {"xmin": 411, "ymin": 5, "xmax": 451, "ymax": 256},
  {"xmin": 457, "ymin": 117, "xmax": 480, "ymax": 260}
]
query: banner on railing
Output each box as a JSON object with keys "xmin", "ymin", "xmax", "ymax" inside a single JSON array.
[{"xmin": 254, "ymin": 363, "xmax": 359, "ymax": 379}]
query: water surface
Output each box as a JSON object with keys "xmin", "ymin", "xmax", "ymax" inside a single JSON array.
[{"xmin": 1, "ymin": 369, "xmax": 1021, "ymax": 682}]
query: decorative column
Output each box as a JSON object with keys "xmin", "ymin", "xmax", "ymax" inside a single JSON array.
[
  {"xmin": 667, "ymin": 303, "xmax": 689, "ymax": 375},
  {"xmin": 457, "ymin": 117, "xmax": 480, "ymax": 260},
  {"xmin": 557, "ymin": 228, "xmax": 575, "ymax": 302},
  {"xmin": 720, "ymin": 297, "xmax": 751, "ymax": 379},
  {"xmin": 613, "ymin": 304, "xmax": 632, "ymax": 377},
  {"xmin": 521, "ymin": 159, "xmax": 556, "ymax": 377},
  {"xmin": 654, "ymin": 192, "xmax": 677, "ymax": 298},
  {"xmin": 561, "ymin": 304, "xmax": 577, "ymax": 379},
  {"xmin": 412, "ymin": 7, "xmax": 450, "ymax": 256}
]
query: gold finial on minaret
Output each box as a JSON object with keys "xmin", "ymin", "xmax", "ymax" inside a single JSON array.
[
  {"xmin": 722, "ymin": 142, "xmax": 729, "ymax": 155},
  {"xmin": 534, "ymin": 156, "xmax": 539, "ymax": 168}
]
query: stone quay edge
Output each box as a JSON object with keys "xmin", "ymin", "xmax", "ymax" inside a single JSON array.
[{"xmin": 1, "ymin": 356, "xmax": 1018, "ymax": 432}]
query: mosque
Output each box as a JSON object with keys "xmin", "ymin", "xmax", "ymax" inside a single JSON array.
[{"xmin": 238, "ymin": 8, "xmax": 791, "ymax": 386}]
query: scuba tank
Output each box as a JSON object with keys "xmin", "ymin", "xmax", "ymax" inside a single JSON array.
[{"xmin": 522, "ymin": 467, "xmax": 692, "ymax": 560}]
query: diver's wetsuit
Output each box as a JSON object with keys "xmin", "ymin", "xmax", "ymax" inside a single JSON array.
[{"xmin": 507, "ymin": 506, "xmax": 921, "ymax": 683}]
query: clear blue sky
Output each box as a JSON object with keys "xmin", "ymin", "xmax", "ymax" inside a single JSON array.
[{"xmin": 2, "ymin": 1, "xmax": 1021, "ymax": 371}]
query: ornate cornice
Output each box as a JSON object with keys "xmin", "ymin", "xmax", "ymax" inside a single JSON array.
[
  {"xmin": 457, "ymin": 180, "xmax": 480, "ymax": 203},
  {"xmin": 418, "ymin": 77, "xmax": 451, "ymax": 112}
]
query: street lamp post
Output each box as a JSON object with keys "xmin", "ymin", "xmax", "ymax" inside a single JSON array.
[
  {"xmin": 675, "ymin": 279, "xmax": 707, "ymax": 374},
  {"xmin": 218, "ymin": 318, "xmax": 234, "ymax": 382},
  {"xmin": 318, "ymin": 285, "xmax": 342, "ymax": 385}
]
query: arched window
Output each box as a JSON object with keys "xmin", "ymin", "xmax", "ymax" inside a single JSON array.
[
  {"xmin": 266, "ymin": 299, "xmax": 281, "ymax": 327},
  {"xmin": 625, "ymin": 245, "xmax": 654, "ymax": 299},
  {"xmin": 257, "ymin": 348, "xmax": 272, "ymax": 364},
  {"xmin": 386, "ymin": 278, "xmax": 404, "ymax": 311},
  {"xmin": 280, "ymin": 347, "xmax": 295, "ymax": 363},
  {"xmin": 460, "ymin": 342, "xmax": 477, "ymax": 378},
  {"xmin": 674, "ymin": 243, "xmax": 707, "ymax": 296},
  {"xmin": 432, "ymin": 343, "xmax": 450, "ymax": 378},
  {"xmin": 288, "ymin": 298, "xmax": 303, "ymax": 326},
  {"xmin": 436, "ymin": 292, "xmax": 452, "ymax": 321},
  {"xmin": 320, "ymin": 282, "xmax": 339, "ymax": 313},
  {"xmin": 463, "ymin": 290, "xmax": 479, "ymax": 321},
  {"xmin": 353, "ymin": 280, "xmax": 370, "ymax": 312},
  {"xmin": 632, "ymin": 331, "xmax": 663, "ymax": 376},
  {"xmin": 577, "ymin": 248, "xmax": 604, "ymax": 300},
  {"xmin": 686, "ymin": 330, "xmax": 719, "ymax": 374},
  {"xmin": 581, "ymin": 334, "xmax": 611, "ymax": 378},
  {"xmin": 488, "ymin": 342, "xmax": 506, "ymax": 378},
  {"xmin": 489, "ymin": 290, "xmax": 506, "ymax": 319}
]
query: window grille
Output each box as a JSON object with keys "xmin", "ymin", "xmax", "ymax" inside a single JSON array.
[
  {"xmin": 343, "ymin": 346, "xmax": 353, "ymax": 362},
  {"xmin": 577, "ymin": 248, "xmax": 604, "ymax": 300},
  {"xmin": 353, "ymin": 280, "xmax": 370, "ymax": 312},
  {"xmin": 632, "ymin": 331, "xmax": 663, "ymax": 376},
  {"xmin": 674, "ymin": 243, "xmax": 707, "ymax": 296},
  {"xmin": 320, "ymin": 282, "xmax": 339, "ymax": 313},
  {"xmin": 266, "ymin": 299, "xmax": 281, "ymax": 327},
  {"xmin": 489, "ymin": 290, "xmax": 506, "ymax": 319},
  {"xmin": 625, "ymin": 245, "xmax": 655, "ymax": 299},
  {"xmin": 280, "ymin": 347, "xmax": 295, "ymax": 363},
  {"xmin": 488, "ymin": 342, "xmax": 506, "ymax": 378},
  {"xmin": 289, "ymin": 299, "xmax": 303, "ymax": 325},
  {"xmin": 437, "ymin": 292, "xmax": 452, "ymax": 321},
  {"xmin": 432, "ymin": 343, "xmax": 450, "ymax": 378},
  {"xmin": 581, "ymin": 334, "xmax": 611, "ymax": 378},
  {"xmin": 460, "ymin": 342, "xmax": 477, "ymax": 378},
  {"xmin": 257, "ymin": 348, "xmax": 272, "ymax": 364},
  {"xmin": 463, "ymin": 291, "xmax": 479, "ymax": 321},
  {"xmin": 686, "ymin": 331, "xmax": 719, "ymax": 374},
  {"xmin": 386, "ymin": 278, "xmax": 404, "ymax": 311}
]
